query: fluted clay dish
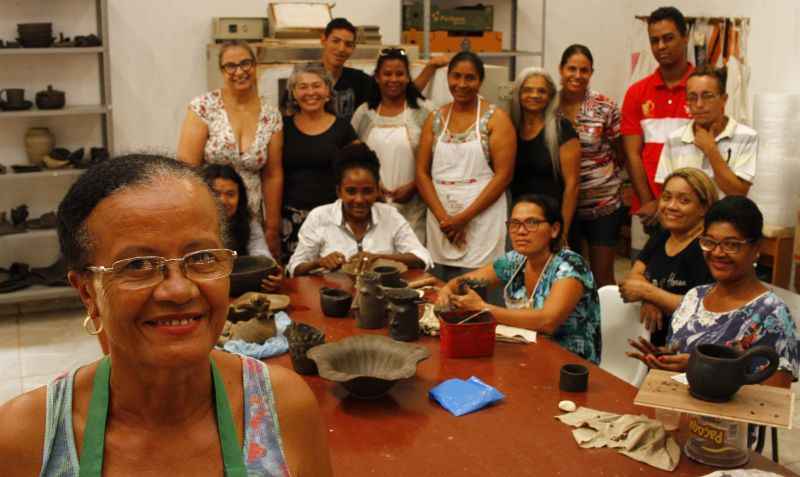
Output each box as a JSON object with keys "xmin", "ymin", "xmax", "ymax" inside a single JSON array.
[
  {"xmin": 340, "ymin": 258, "xmax": 407, "ymax": 276},
  {"xmin": 307, "ymin": 334, "xmax": 430, "ymax": 398}
]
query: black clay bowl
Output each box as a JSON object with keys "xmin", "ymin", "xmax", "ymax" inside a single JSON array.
[
  {"xmin": 373, "ymin": 265, "xmax": 401, "ymax": 286},
  {"xmin": 319, "ymin": 287, "xmax": 353, "ymax": 317},
  {"xmin": 229, "ymin": 255, "xmax": 277, "ymax": 297},
  {"xmin": 308, "ymin": 335, "xmax": 431, "ymax": 399}
]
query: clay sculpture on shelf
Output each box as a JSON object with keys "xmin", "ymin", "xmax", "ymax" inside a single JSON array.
[{"xmin": 35, "ymin": 85, "xmax": 66, "ymax": 110}]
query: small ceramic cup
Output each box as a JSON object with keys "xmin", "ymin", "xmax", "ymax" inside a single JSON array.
[{"xmin": 559, "ymin": 364, "xmax": 589, "ymax": 392}]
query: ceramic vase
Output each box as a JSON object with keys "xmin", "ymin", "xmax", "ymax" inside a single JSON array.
[{"xmin": 25, "ymin": 127, "xmax": 54, "ymax": 166}]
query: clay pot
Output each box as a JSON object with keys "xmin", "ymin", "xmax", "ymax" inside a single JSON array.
[
  {"xmin": 229, "ymin": 255, "xmax": 277, "ymax": 297},
  {"xmin": 355, "ymin": 272, "xmax": 387, "ymax": 329},
  {"xmin": 687, "ymin": 344, "xmax": 779, "ymax": 402},
  {"xmin": 286, "ymin": 322, "xmax": 325, "ymax": 375},
  {"xmin": 373, "ymin": 265, "xmax": 401, "ymax": 286},
  {"xmin": 35, "ymin": 85, "xmax": 65, "ymax": 110},
  {"xmin": 25, "ymin": 127, "xmax": 54, "ymax": 166},
  {"xmin": 319, "ymin": 287, "xmax": 352, "ymax": 317},
  {"xmin": 387, "ymin": 287, "xmax": 421, "ymax": 342}
]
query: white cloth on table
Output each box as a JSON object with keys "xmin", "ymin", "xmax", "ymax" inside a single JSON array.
[
  {"xmin": 287, "ymin": 200, "xmax": 433, "ymax": 276},
  {"xmin": 556, "ymin": 406, "xmax": 681, "ymax": 471}
]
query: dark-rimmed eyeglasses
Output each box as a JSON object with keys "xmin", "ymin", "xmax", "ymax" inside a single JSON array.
[
  {"xmin": 506, "ymin": 218, "xmax": 547, "ymax": 233},
  {"xmin": 686, "ymin": 92, "xmax": 721, "ymax": 104},
  {"xmin": 221, "ymin": 59, "xmax": 255, "ymax": 74},
  {"xmin": 87, "ymin": 249, "xmax": 237, "ymax": 290},
  {"xmin": 380, "ymin": 48, "xmax": 407, "ymax": 57},
  {"xmin": 698, "ymin": 236, "xmax": 755, "ymax": 254}
]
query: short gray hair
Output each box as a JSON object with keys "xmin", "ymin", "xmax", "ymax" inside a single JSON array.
[{"xmin": 284, "ymin": 62, "xmax": 336, "ymax": 116}]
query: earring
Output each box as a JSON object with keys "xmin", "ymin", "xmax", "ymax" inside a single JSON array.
[{"xmin": 83, "ymin": 315, "xmax": 103, "ymax": 335}]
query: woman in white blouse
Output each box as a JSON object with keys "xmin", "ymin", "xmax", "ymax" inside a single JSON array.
[{"xmin": 288, "ymin": 143, "xmax": 433, "ymax": 276}]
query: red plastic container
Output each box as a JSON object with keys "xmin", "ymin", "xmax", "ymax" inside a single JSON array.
[{"xmin": 438, "ymin": 310, "xmax": 497, "ymax": 358}]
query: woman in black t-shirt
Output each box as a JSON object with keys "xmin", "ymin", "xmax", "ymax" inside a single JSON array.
[
  {"xmin": 281, "ymin": 63, "xmax": 358, "ymax": 262},
  {"xmin": 619, "ymin": 168, "xmax": 718, "ymax": 345},
  {"xmin": 510, "ymin": 67, "xmax": 581, "ymax": 238}
]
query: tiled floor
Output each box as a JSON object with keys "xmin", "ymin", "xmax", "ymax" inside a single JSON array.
[
  {"xmin": 0, "ymin": 309, "xmax": 102, "ymax": 404},
  {"xmin": 1, "ymin": 263, "xmax": 799, "ymax": 471}
]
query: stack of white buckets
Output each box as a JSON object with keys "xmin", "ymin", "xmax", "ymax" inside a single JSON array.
[{"xmin": 748, "ymin": 94, "xmax": 800, "ymax": 291}]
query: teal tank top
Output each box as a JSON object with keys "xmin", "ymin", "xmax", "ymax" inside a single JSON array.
[{"xmin": 38, "ymin": 355, "xmax": 291, "ymax": 476}]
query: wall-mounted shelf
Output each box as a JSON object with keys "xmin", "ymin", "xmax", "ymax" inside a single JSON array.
[
  {"xmin": 0, "ymin": 286, "xmax": 77, "ymax": 307},
  {"xmin": 0, "ymin": 105, "xmax": 110, "ymax": 119},
  {"xmin": 0, "ymin": 169, "xmax": 84, "ymax": 182},
  {"xmin": 0, "ymin": 47, "xmax": 104, "ymax": 56}
]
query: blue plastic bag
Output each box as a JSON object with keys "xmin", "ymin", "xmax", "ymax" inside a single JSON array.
[
  {"xmin": 221, "ymin": 311, "xmax": 291, "ymax": 359},
  {"xmin": 429, "ymin": 376, "xmax": 505, "ymax": 416}
]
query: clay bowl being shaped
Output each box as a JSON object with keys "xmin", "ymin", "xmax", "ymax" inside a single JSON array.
[
  {"xmin": 308, "ymin": 334, "xmax": 431, "ymax": 399},
  {"xmin": 229, "ymin": 255, "xmax": 277, "ymax": 297},
  {"xmin": 319, "ymin": 287, "xmax": 353, "ymax": 317}
]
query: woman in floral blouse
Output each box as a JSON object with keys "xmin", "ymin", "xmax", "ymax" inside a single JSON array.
[
  {"xmin": 178, "ymin": 40, "xmax": 283, "ymax": 259},
  {"xmin": 437, "ymin": 194, "xmax": 601, "ymax": 363},
  {"xmin": 629, "ymin": 196, "xmax": 799, "ymax": 386}
]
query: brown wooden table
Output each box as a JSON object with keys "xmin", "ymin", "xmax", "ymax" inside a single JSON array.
[{"xmin": 266, "ymin": 272, "xmax": 796, "ymax": 477}]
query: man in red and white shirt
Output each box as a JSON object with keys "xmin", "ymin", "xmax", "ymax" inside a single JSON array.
[{"xmin": 622, "ymin": 6, "xmax": 693, "ymax": 227}]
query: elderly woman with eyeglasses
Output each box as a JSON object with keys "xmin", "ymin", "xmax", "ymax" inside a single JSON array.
[
  {"xmin": 437, "ymin": 194, "xmax": 601, "ymax": 363},
  {"xmin": 0, "ymin": 155, "xmax": 332, "ymax": 476},
  {"xmin": 628, "ymin": 196, "xmax": 799, "ymax": 385},
  {"xmin": 351, "ymin": 48, "xmax": 434, "ymax": 243},
  {"xmin": 178, "ymin": 40, "xmax": 284, "ymax": 260}
]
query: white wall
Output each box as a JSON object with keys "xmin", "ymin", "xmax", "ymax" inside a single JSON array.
[{"xmin": 2, "ymin": 0, "xmax": 798, "ymax": 164}]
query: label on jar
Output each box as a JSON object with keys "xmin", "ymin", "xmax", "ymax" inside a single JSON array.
[{"xmin": 685, "ymin": 415, "xmax": 748, "ymax": 468}]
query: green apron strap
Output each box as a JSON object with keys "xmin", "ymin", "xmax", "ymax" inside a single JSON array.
[
  {"xmin": 78, "ymin": 356, "xmax": 247, "ymax": 477},
  {"xmin": 211, "ymin": 358, "xmax": 248, "ymax": 477},
  {"xmin": 78, "ymin": 356, "xmax": 111, "ymax": 477}
]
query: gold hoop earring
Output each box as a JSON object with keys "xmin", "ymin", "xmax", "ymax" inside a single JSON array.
[{"xmin": 83, "ymin": 315, "xmax": 103, "ymax": 335}]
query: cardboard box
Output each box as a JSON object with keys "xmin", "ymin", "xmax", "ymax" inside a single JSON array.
[
  {"xmin": 402, "ymin": 29, "xmax": 502, "ymax": 53},
  {"xmin": 403, "ymin": 3, "xmax": 493, "ymax": 32}
]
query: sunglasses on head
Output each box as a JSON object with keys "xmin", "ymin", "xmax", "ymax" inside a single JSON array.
[{"xmin": 380, "ymin": 48, "xmax": 407, "ymax": 57}]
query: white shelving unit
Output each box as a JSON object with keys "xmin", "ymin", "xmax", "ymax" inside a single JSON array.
[
  {"xmin": 0, "ymin": 0, "xmax": 111, "ymax": 308},
  {"xmin": 410, "ymin": 0, "xmax": 546, "ymax": 79}
]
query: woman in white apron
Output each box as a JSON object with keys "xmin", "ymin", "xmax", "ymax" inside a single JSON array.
[
  {"xmin": 416, "ymin": 52, "xmax": 516, "ymax": 281},
  {"xmin": 351, "ymin": 48, "xmax": 431, "ymax": 243},
  {"xmin": 435, "ymin": 194, "xmax": 602, "ymax": 364}
]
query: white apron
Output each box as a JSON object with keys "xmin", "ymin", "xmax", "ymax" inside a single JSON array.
[
  {"xmin": 426, "ymin": 102, "xmax": 506, "ymax": 268},
  {"xmin": 365, "ymin": 104, "xmax": 427, "ymax": 243}
]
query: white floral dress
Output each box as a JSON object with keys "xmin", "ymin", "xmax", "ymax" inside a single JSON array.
[{"xmin": 189, "ymin": 90, "xmax": 282, "ymax": 223}]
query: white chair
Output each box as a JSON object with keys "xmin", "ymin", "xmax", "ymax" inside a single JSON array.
[
  {"xmin": 764, "ymin": 282, "xmax": 800, "ymax": 327},
  {"xmin": 598, "ymin": 285, "xmax": 651, "ymax": 387}
]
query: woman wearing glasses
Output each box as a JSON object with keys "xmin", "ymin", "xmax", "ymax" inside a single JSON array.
[
  {"xmin": 628, "ymin": 196, "xmax": 798, "ymax": 383},
  {"xmin": 351, "ymin": 48, "xmax": 432, "ymax": 243},
  {"xmin": 0, "ymin": 155, "xmax": 332, "ymax": 476},
  {"xmin": 178, "ymin": 40, "xmax": 283, "ymax": 260},
  {"xmin": 416, "ymin": 52, "xmax": 516, "ymax": 282},
  {"xmin": 437, "ymin": 194, "xmax": 601, "ymax": 363},
  {"xmin": 281, "ymin": 63, "xmax": 358, "ymax": 263},
  {"xmin": 619, "ymin": 168, "xmax": 717, "ymax": 345}
]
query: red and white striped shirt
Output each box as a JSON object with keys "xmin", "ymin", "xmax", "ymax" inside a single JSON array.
[{"xmin": 621, "ymin": 64, "xmax": 694, "ymax": 212}]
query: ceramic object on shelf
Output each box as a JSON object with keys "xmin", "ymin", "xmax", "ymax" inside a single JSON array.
[
  {"xmin": 17, "ymin": 22, "xmax": 54, "ymax": 48},
  {"xmin": 35, "ymin": 85, "xmax": 65, "ymax": 110},
  {"xmin": 25, "ymin": 127, "xmax": 54, "ymax": 165},
  {"xmin": 286, "ymin": 322, "xmax": 325, "ymax": 375},
  {"xmin": 686, "ymin": 343, "xmax": 778, "ymax": 402},
  {"xmin": 10, "ymin": 204, "xmax": 29, "ymax": 227},
  {"xmin": 229, "ymin": 255, "xmax": 277, "ymax": 297},
  {"xmin": 0, "ymin": 88, "xmax": 26, "ymax": 110},
  {"xmin": 319, "ymin": 287, "xmax": 352, "ymax": 317},
  {"xmin": 307, "ymin": 334, "xmax": 431, "ymax": 399}
]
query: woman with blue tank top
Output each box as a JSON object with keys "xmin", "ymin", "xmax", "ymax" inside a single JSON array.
[{"xmin": 0, "ymin": 154, "xmax": 332, "ymax": 476}]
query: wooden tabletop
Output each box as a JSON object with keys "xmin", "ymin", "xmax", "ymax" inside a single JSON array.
[{"xmin": 265, "ymin": 272, "xmax": 796, "ymax": 477}]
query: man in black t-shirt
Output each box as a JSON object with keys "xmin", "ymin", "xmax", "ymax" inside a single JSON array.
[
  {"xmin": 319, "ymin": 17, "xmax": 372, "ymax": 121},
  {"xmin": 280, "ymin": 17, "xmax": 449, "ymax": 121}
]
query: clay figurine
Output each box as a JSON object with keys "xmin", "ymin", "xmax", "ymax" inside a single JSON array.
[{"xmin": 218, "ymin": 295, "xmax": 277, "ymax": 345}]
